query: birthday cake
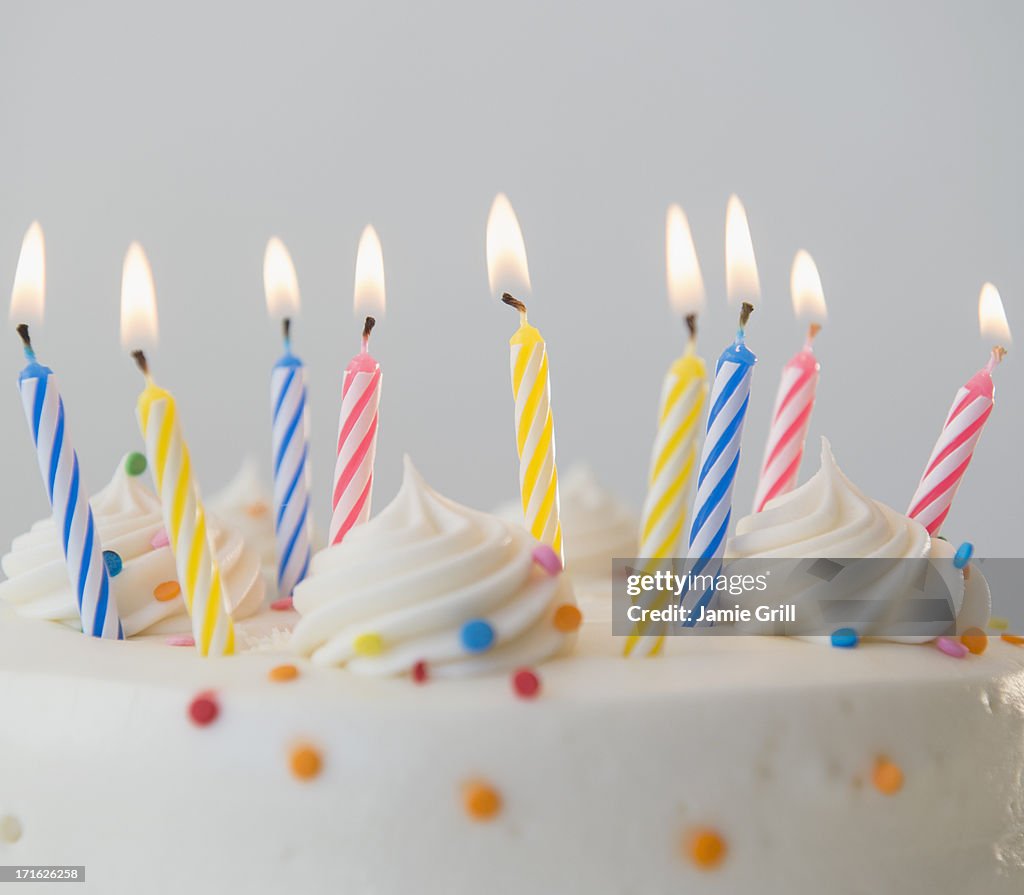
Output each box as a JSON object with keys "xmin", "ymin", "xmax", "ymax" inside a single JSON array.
[{"xmin": 0, "ymin": 451, "xmax": 1022, "ymax": 895}]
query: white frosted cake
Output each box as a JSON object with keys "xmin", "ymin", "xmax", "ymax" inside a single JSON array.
[{"xmin": 0, "ymin": 452, "xmax": 1022, "ymax": 895}]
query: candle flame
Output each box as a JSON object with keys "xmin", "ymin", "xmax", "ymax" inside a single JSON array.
[
  {"xmin": 263, "ymin": 237, "xmax": 300, "ymax": 320},
  {"xmin": 486, "ymin": 193, "xmax": 531, "ymax": 299},
  {"xmin": 9, "ymin": 221, "xmax": 45, "ymax": 325},
  {"xmin": 790, "ymin": 250, "xmax": 827, "ymax": 322},
  {"xmin": 353, "ymin": 225, "xmax": 386, "ymax": 317},
  {"xmin": 978, "ymin": 282, "xmax": 1012, "ymax": 346},
  {"xmin": 119, "ymin": 242, "xmax": 159, "ymax": 352},
  {"xmin": 666, "ymin": 204, "xmax": 705, "ymax": 315},
  {"xmin": 725, "ymin": 194, "xmax": 760, "ymax": 307}
]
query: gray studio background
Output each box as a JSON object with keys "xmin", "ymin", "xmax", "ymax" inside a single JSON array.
[{"xmin": 1, "ymin": 1, "xmax": 1021, "ymax": 560}]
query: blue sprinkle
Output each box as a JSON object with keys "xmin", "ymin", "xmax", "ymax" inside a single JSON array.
[
  {"xmin": 460, "ymin": 619, "xmax": 495, "ymax": 653},
  {"xmin": 102, "ymin": 550, "xmax": 123, "ymax": 578},
  {"xmin": 953, "ymin": 542, "xmax": 974, "ymax": 570},
  {"xmin": 831, "ymin": 627, "xmax": 858, "ymax": 648}
]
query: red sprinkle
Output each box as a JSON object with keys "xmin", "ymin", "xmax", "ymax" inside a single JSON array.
[
  {"xmin": 271, "ymin": 597, "xmax": 294, "ymax": 611},
  {"xmin": 512, "ymin": 667, "xmax": 541, "ymax": 699},
  {"xmin": 188, "ymin": 692, "xmax": 219, "ymax": 726},
  {"xmin": 412, "ymin": 661, "xmax": 429, "ymax": 684},
  {"xmin": 166, "ymin": 635, "xmax": 195, "ymax": 647}
]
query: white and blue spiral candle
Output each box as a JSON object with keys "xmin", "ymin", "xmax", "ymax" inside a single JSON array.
[
  {"xmin": 10, "ymin": 223, "xmax": 122, "ymax": 638},
  {"xmin": 679, "ymin": 195, "xmax": 760, "ymax": 627},
  {"xmin": 265, "ymin": 238, "xmax": 312, "ymax": 600}
]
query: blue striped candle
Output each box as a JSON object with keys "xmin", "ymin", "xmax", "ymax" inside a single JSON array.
[
  {"xmin": 679, "ymin": 304, "xmax": 756, "ymax": 626},
  {"xmin": 271, "ymin": 319, "xmax": 312, "ymax": 599},
  {"xmin": 15, "ymin": 326, "xmax": 123, "ymax": 639}
]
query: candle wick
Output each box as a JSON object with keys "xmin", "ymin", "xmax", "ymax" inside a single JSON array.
[
  {"xmin": 361, "ymin": 316, "xmax": 376, "ymax": 352},
  {"xmin": 15, "ymin": 323, "xmax": 36, "ymax": 362},
  {"xmin": 685, "ymin": 313, "xmax": 698, "ymax": 344},
  {"xmin": 986, "ymin": 345, "xmax": 1007, "ymax": 372},
  {"xmin": 282, "ymin": 317, "xmax": 292, "ymax": 350},
  {"xmin": 501, "ymin": 292, "xmax": 528, "ymax": 325},
  {"xmin": 131, "ymin": 349, "xmax": 150, "ymax": 377},
  {"xmin": 737, "ymin": 301, "xmax": 754, "ymax": 337},
  {"xmin": 805, "ymin": 322, "xmax": 822, "ymax": 348}
]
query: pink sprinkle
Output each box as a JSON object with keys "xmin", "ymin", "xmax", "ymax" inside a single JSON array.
[
  {"xmin": 531, "ymin": 544, "xmax": 562, "ymax": 576},
  {"xmin": 166, "ymin": 635, "xmax": 195, "ymax": 647},
  {"xmin": 151, "ymin": 528, "xmax": 170, "ymax": 549},
  {"xmin": 271, "ymin": 597, "xmax": 294, "ymax": 611},
  {"xmin": 936, "ymin": 636, "xmax": 968, "ymax": 658}
]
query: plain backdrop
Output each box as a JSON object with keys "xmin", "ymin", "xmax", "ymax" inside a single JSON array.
[{"xmin": 1, "ymin": 0, "xmax": 1021, "ymax": 560}]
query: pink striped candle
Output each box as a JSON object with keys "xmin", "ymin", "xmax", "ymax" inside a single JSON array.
[
  {"xmin": 908, "ymin": 284, "xmax": 1011, "ymax": 535},
  {"xmin": 753, "ymin": 250, "xmax": 827, "ymax": 513},
  {"xmin": 329, "ymin": 316, "xmax": 381, "ymax": 545}
]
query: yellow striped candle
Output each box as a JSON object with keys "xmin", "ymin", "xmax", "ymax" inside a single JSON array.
[
  {"xmin": 486, "ymin": 194, "xmax": 563, "ymax": 560},
  {"xmin": 626, "ymin": 206, "xmax": 708, "ymax": 657},
  {"xmin": 121, "ymin": 243, "xmax": 234, "ymax": 657}
]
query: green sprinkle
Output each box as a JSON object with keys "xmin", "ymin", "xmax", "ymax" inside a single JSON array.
[{"xmin": 125, "ymin": 452, "xmax": 148, "ymax": 476}]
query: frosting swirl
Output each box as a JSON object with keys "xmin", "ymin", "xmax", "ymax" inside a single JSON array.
[
  {"xmin": 209, "ymin": 457, "xmax": 277, "ymax": 579},
  {"xmin": 0, "ymin": 454, "xmax": 265, "ymax": 636},
  {"xmin": 725, "ymin": 438, "xmax": 982, "ymax": 641},
  {"xmin": 291, "ymin": 457, "xmax": 576, "ymax": 677}
]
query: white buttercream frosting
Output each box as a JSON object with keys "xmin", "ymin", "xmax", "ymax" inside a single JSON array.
[
  {"xmin": 0, "ymin": 454, "xmax": 266, "ymax": 636},
  {"xmin": 291, "ymin": 456, "xmax": 576, "ymax": 677},
  {"xmin": 208, "ymin": 457, "xmax": 277, "ymax": 577},
  {"xmin": 725, "ymin": 438, "xmax": 987, "ymax": 641}
]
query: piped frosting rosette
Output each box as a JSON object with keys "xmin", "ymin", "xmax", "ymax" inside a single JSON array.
[
  {"xmin": 291, "ymin": 457, "xmax": 577, "ymax": 677},
  {"xmin": 724, "ymin": 438, "xmax": 989, "ymax": 642},
  {"xmin": 0, "ymin": 453, "xmax": 265, "ymax": 637}
]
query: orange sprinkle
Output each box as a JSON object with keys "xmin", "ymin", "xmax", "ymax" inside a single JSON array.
[
  {"xmin": 1002, "ymin": 634, "xmax": 1024, "ymax": 646},
  {"xmin": 462, "ymin": 781, "xmax": 502, "ymax": 821},
  {"xmin": 153, "ymin": 581, "xmax": 181, "ymax": 602},
  {"xmin": 873, "ymin": 757, "xmax": 904, "ymax": 795},
  {"xmin": 244, "ymin": 501, "xmax": 270, "ymax": 517},
  {"xmin": 289, "ymin": 744, "xmax": 322, "ymax": 780},
  {"xmin": 687, "ymin": 828, "xmax": 727, "ymax": 869},
  {"xmin": 553, "ymin": 604, "xmax": 582, "ymax": 633},
  {"xmin": 960, "ymin": 628, "xmax": 988, "ymax": 655},
  {"xmin": 269, "ymin": 664, "xmax": 299, "ymax": 683}
]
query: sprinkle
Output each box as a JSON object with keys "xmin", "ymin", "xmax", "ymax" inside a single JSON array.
[
  {"xmin": 531, "ymin": 544, "xmax": 562, "ymax": 576},
  {"xmin": 269, "ymin": 664, "xmax": 299, "ymax": 682},
  {"xmin": 462, "ymin": 781, "xmax": 502, "ymax": 821},
  {"xmin": 125, "ymin": 452, "xmax": 148, "ymax": 476},
  {"xmin": 872, "ymin": 757, "xmax": 904, "ymax": 795},
  {"xmin": 154, "ymin": 580, "xmax": 181, "ymax": 602},
  {"xmin": 831, "ymin": 627, "xmax": 858, "ymax": 648},
  {"xmin": 412, "ymin": 661, "xmax": 429, "ymax": 684},
  {"xmin": 0, "ymin": 815, "xmax": 22, "ymax": 844},
  {"xmin": 960, "ymin": 628, "xmax": 988, "ymax": 655},
  {"xmin": 188, "ymin": 692, "xmax": 219, "ymax": 726},
  {"xmin": 512, "ymin": 668, "xmax": 541, "ymax": 699},
  {"xmin": 271, "ymin": 597, "xmax": 294, "ymax": 611},
  {"xmin": 166, "ymin": 635, "xmax": 195, "ymax": 647},
  {"xmin": 460, "ymin": 619, "xmax": 495, "ymax": 653},
  {"xmin": 245, "ymin": 501, "xmax": 270, "ymax": 518},
  {"xmin": 936, "ymin": 636, "xmax": 968, "ymax": 658},
  {"xmin": 1002, "ymin": 634, "xmax": 1024, "ymax": 646},
  {"xmin": 102, "ymin": 550, "xmax": 123, "ymax": 577},
  {"xmin": 289, "ymin": 744, "xmax": 322, "ymax": 780},
  {"xmin": 354, "ymin": 633, "xmax": 384, "ymax": 656},
  {"xmin": 686, "ymin": 828, "xmax": 727, "ymax": 870},
  {"xmin": 553, "ymin": 604, "xmax": 582, "ymax": 633},
  {"xmin": 150, "ymin": 527, "xmax": 170, "ymax": 549},
  {"xmin": 953, "ymin": 542, "xmax": 974, "ymax": 569},
  {"xmin": 989, "ymin": 617, "xmax": 1010, "ymax": 631}
]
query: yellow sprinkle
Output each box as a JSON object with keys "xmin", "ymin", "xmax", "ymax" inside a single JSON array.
[
  {"xmin": 354, "ymin": 633, "xmax": 384, "ymax": 656},
  {"xmin": 989, "ymin": 617, "xmax": 1009, "ymax": 631}
]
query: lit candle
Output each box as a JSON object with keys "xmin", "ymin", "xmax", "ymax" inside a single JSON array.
[
  {"xmin": 486, "ymin": 193, "xmax": 563, "ymax": 560},
  {"xmin": 680, "ymin": 195, "xmax": 759, "ymax": 626},
  {"xmin": 120, "ymin": 243, "xmax": 234, "ymax": 656},
  {"xmin": 330, "ymin": 226, "xmax": 384, "ymax": 545},
  {"xmin": 263, "ymin": 238, "xmax": 312, "ymax": 600},
  {"xmin": 907, "ymin": 283, "xmax": 1012, "ymax": 535},
  {"xmin": 752, "ymin": 250, "xmax": 827, "ymax": 513},
  {"xmin": 9, "ymin": 222, "xmax": 122, "ymax": 639},
  {"xmin": 626, "ymin": 206, "xmax": 709, "ymax": 657}
]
